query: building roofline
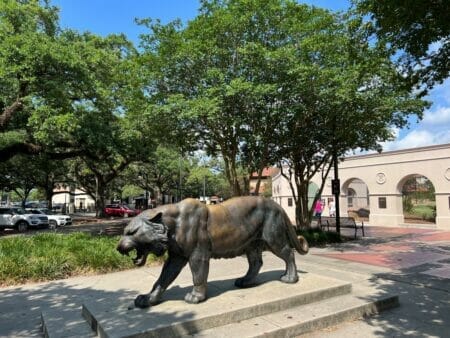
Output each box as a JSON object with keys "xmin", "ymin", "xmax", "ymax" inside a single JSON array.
[
  {"xmin": 344, "ymin": 143, "xmax": 450, "ymax": 161},
  {"xmin": 271, "ymin": 143, "xmax": 450, "ymax": 180}
]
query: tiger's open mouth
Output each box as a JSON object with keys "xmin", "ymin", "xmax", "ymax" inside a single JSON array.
[{"xmin": 117, "ymin": 240, "xmax": 149, "ymax": 267}]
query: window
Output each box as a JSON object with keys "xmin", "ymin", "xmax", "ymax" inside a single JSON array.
[
  {"xmin": 378, "ymin": 197, "xmax": 387, "ymax": 209},
  {"xmin": 288, "ymin": 198, "xmax": 293, "ymax": 207}
]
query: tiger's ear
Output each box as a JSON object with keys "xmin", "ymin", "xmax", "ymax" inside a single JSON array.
[{"xmin": 149, "ymin": 212, "xmax": 163, "ymax": 224}]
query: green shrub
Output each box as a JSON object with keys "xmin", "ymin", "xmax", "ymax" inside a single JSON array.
[{"xmin": 298, "ymin": 228, "xmax": 342, "ymax": 246}]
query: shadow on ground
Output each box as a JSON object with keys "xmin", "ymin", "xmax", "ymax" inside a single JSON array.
[
  {"xmin": 357, "ymin": 266, "xmax": 450, "ymax": 337},
  {"xmin": 307, "ymin": 228, "xmax": 450, "ymax": 337},
  {"xmin": 0, "ymin": 267, "xmax": 295, "ymax": 337}
]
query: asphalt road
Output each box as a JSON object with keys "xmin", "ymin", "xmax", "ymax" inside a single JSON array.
[{"xmin": 0, "ymin": 215, "xmax": 129, "ymax": 237}]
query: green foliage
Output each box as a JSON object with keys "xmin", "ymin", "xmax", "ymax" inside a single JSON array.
[
  {"xmin": 184, "ymin": 165, "xmax": 230, "ymax": 198},
  {"xmin": 0, "ymin": 153, "xmax": 69, "ymax": 207},
  {"xmin": 0, "ymin": 232, "xmax": 160, "ymax": 286},
  {"xmin": 0, "ymin": 0, "xmax": 431, "ymax": 227},
  {"xmin": 403, "ymin": 196, "xmax": 414, "ymax": 213},
  {"xmin": 139, "ymin": 0, "xmax": 426, "ymax": 213},
  {"xmin": 412, "ymin": 204, "xmax": 436, "ymax": 222},
  {"xmin": 121, "ymin": 184, "xmax": 144, "ymax": 200},
  {"xmin": 354, "ymin": 0, "xmax": 450, "ymax": 89},
  {"xmin": 298, "ymin": 228, "xmax": 342, "ymax": 247},
  {"xmin": 262, "ymin": 180, "xmax": 272, "ymax": 198},
  {"xmin": 0, "ymin": 0, "xmax": 156, "ymax": 214}
]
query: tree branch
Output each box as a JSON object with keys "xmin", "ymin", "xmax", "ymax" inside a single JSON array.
[
  {"xmin": 0, "ymin": 100, "xmax": 23, "ymax": 131},
  {"xmin": 0, "ymin": 141, "xmax": 84, "ymax": 162}
]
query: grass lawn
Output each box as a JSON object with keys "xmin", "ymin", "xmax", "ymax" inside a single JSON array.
[
  {"xmin": 1, "ymin": 228, "xmax": 342, "ymax": 287},
  {"xmin": 412, "ymin": 205, "xmax": 435, "ymax": 219},
  {"xmin": 404, "ymin": 204, "xmax": 436, "ymax": 223},
  {"xmin": 0, "ymin": 232, "xmax": 155, "ymax": 287}
]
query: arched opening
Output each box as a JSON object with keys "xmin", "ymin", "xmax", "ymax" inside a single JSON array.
[
  {"xmin": 344, "ymin": 178, "xmax": 370, "ymax": 221},
  {"xmin": 400, "ymin": 174, "xmax": 436, "ymax": 225}
]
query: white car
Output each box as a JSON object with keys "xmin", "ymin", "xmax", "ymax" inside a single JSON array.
[
  {"xmin": 27, "ymin": 209, "xmax": 72, "ymax": 229},
  {"xmin": 0, "ymin": 207, "xmax": 49, "ymax": 232}
]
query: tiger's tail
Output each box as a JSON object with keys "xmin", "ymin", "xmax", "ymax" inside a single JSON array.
[{"xmin": 285, "ymin": 212, "xmax": 309, "ymax": 255}]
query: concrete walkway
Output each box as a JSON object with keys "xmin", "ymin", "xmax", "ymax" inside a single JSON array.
[
  {"xmin": 302, "ymin": 225, "xmax": 450, "ymax": 337},
  {"xmin": 1, "ymin": 225, "xmax": 449, "ymax": 337}
]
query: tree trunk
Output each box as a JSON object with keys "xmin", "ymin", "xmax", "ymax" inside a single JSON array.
[
  {"xmin": 295, "ymin": 182, "xmax": 310, "ymax": 229},
  {"xmin": 223, "ymin": 154, "xmax": 242, "ymax": 196},
  {"xmin": 254, "ymin": 146, "xmax": 269, "ymax": 196},
  {"xmin": 253, "ymin": 166, "xmax": 264, "ymax": 196},
  {"xmin": 95, "ymin": 177, "xmax": 107, "ymax": 217},
  {"xmin": 45, "ymin": 187, "xmax": 54, "ymax": 210}
]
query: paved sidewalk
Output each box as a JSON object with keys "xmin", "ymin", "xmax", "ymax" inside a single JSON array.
[
  {"xmin": 0, "ymin": 225, "xmax": 449, "ymax": 337},
  {"xmin": 302, "ymin": 225, "xmax": 450, "ymax": 337}
]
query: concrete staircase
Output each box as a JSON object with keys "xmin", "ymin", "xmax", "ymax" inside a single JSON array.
[{"xmin": 41, "ymin": 271, "xmax": 398, "ymax": 338}]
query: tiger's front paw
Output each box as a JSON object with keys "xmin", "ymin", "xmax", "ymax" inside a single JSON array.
[
  {"xmin": 184, "ymin": 291, "xmax": 206, "ymax": 304},
  {"xmin": 134, "ymin": 294, "xmax": 151, "ymax": 308}
]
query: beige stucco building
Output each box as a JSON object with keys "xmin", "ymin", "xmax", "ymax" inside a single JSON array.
[{"xmin": 272, "ymin": 143, "xmax": 450, "ymax": 230}]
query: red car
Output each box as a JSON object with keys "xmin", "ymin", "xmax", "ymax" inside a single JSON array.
[{"xmin": 104, "ymin": 204, "xmax": 137, "ymax": 217}]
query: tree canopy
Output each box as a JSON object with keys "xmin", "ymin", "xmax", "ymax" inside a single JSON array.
[
  {"xmin": 354, "ymin": 0, "xmax": 450, "ymax": 90},
  {"xmin": 0, "ymin": 0, "xmax": 158, "ymax": 215},
  {"xmin": 138, "ymin": 0, "xmax": 426, "ymax": 226},
  {"xmin": 1, "ymin": 0, "xmax": 430, "ymax": 222}
]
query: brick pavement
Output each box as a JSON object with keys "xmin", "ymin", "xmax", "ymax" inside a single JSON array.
[
  {"xmin": 302, "ymin": 225, "xmax": 450, "ymax": 338},
  {"xmin": 315, "ymin": 226, "xmax": 450, "ymax": 275}
]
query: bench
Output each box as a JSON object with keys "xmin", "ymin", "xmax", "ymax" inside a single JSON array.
[{"xmin": 318, "ymin": 216, "xmax": 365, "ymax": 239}]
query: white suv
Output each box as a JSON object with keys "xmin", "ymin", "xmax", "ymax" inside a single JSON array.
[
  {"xmin": 27, "ymin": 209, "xmax": 72, "ymax": 229},
  {"xmin": 0, "ymin": 207, "xmax": 49, "ymax": 232}
]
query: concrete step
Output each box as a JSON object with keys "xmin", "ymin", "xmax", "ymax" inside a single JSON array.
[
  {"xmin": 41, "ymin": 272, "xmax": 398, "ymax": 338},
  {"xmin": 41, "ymin": 308, "xmax": 96, "ymax": 338},
  {"xmin": 189, "ymin": 288, "xmax": 399, "ymax": 338},
  {"xmin": 81, "ymin": 273, "xmax": 352, "ymax": 338}
]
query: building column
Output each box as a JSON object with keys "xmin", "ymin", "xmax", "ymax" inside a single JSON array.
[
  {"xmin": 436, "ymin": 193, "xmax": 450, "ymax": 230},
  {"xmin": 338, "ymin": 193, "xmax": 348, "ymax": 217}
]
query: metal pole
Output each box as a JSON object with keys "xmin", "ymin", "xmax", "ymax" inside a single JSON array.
[
  {"xmin": 333, "ymin": 152, "xmax": 341, "ymax": 234},
  {"xmin": 179, "ymin": 156, "xmax": 182, "ymax": 202}
]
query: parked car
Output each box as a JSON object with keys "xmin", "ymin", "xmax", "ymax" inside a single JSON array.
[
  {"xmin": 104, "ymin": 204, "xmax": 137, "ymax": 217},
  {"xmin": 27, "ymin": 209, "xmax": 72, "ymax": 229},
  {"xmin": 0, "ymin": 207, "xmax": 49, "ymax": 232}
]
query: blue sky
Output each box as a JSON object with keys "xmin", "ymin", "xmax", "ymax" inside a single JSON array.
[{"xmin": 52, "ymin": 0, "xmax": 450, "ymax": 152}]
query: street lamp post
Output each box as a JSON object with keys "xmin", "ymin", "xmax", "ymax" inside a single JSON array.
[{"xmin": 332, "ymin": 151, "xmax": 341, "ymax": 234}]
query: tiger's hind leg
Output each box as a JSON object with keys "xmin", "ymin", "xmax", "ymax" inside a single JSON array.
[
  {"xmin": 277, "ymin": 245, "xmax": 299, "ymax": 283},
  {"xmin": 265, "ymin": 235, "xmax": 299, "ymax": 283},
  {"xmin": 235, "ymin": 245, "xmax": 263, "ymax": 288}
]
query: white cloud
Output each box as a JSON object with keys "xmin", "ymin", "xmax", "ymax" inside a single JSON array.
[
  {"xmin": 422, "ymin": 106, "xmax": 450, "ymax": 125},
  {"xmin": 382, "ymin": 129, "xmax": 450, "ymax": 151}
]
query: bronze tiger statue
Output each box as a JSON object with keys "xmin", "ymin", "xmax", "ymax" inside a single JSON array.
[{"xmin": 117, "ymin": 196, "xmax": 309, "ymax": 308}]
